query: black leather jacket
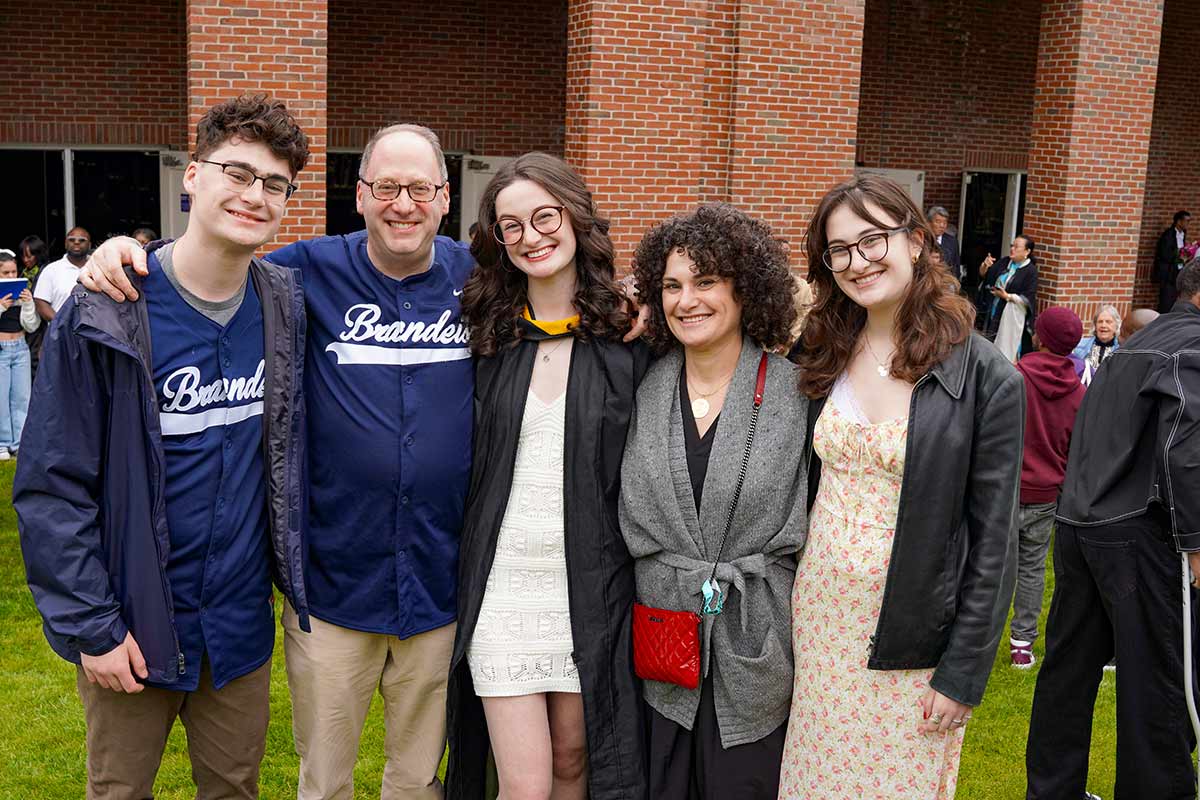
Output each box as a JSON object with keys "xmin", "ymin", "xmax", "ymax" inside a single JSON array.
[
  {"xmin": 1057, "ymin": 301, "xmax": 1200, "ymax": 551},
  {"xmin": 800, "ymin": 333, "xmax": 1024, "ymax": 706}
]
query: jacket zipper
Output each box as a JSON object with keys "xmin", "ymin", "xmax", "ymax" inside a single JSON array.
[
  {"xmin": 867, "ymin": 372, "xmax": 930, "ymax": 661},
  {"xmin": 77, "ymin": 314, "xmax": 184, "ymax": 678},
  {"xmin": 138, "ymin": 339, "xmax": 185, "ymax": 678}
]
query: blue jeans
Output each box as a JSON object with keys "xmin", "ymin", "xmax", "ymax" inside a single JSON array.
[{"xmin": 0, "ymin": 338, "xmax": 31, "ymax": 450}]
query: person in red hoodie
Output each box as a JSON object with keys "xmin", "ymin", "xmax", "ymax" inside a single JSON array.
[{"xmin": 1009, "ymin": 306, "xmax": 1087, "ymax": 668}]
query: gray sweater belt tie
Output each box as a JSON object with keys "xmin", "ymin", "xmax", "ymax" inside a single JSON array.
[{"xmin": 647, "ymin": 550, "xmax": 783, "ymax": 629}]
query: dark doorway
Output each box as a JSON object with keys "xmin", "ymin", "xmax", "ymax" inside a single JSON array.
[
  {"xmin": 72, "ymin": 150, "xmax": 161, "ymax": 245},
  {"xmin": 960, "ymin": 172, "xmax": 1011, "ymax": 296},
  {"xmin": 326, "ymin": 152, "xmax": 465, "ymax": 239},
  {"xmin": 1, "ymin": 150, "xmax": 66, "ymax": 257}
]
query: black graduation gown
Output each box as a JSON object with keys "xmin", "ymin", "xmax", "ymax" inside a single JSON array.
[{"xmin": 445, "ymin": 332, "xmax": 651, "ymax": 800}]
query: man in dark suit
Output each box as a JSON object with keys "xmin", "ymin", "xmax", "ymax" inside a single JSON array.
[
  {"xmin": 1155, "ymin": 210, "xmax": 1190, "ymax": 313},
  {"xmin": 927, "ymin": 205, "xmax": 962, "ymax": 280}
]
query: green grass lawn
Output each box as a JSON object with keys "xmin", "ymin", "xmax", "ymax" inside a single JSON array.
[{"xmin": 0, "ymin": 458, "xmax": 1116, "ymax": 798}]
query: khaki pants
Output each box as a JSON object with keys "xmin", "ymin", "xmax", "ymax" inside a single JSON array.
[
  {"xmin": 75, "ymin": 658, "xmax": 271, "ymax": 800},
  {"xmin": 283, "ymin": 603, "xmax": 455, "ymax": 800}
]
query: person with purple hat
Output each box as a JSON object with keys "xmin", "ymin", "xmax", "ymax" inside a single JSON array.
[{"xmin": 1008, "ymin": 306, "xmax": 1087, "ymax": 669}]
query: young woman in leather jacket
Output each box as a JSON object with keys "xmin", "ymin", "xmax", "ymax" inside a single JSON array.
[{"xmin": 781, "ymin": 174, "xmax": 1023, "ymax": 798}]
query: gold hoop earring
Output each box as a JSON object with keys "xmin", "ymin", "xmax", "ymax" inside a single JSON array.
[{"xmin": 911, "ymin": 252, "xmax": 920, "ymax": 265}]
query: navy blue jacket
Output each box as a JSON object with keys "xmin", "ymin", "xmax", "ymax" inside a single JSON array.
[{"xmin": 14, "ymin": 259, "xmax": 310, "ymax": 684}]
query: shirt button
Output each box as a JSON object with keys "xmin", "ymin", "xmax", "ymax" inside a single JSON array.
[
  {"xmin": 405, "ymin": 436, "xmax": 414, "ymax": 446},
  {"xmin": 223, "ymin": 358, "xmax": 231, "ymax": 368},
  {"xmin": 404, "ymin": 375, "xmax": 414, "ymax": 385},
  {"xmin": 403, "ymin": 301, "xmax": 412, "ymax": 310},
  {"xmin": 400, "ymin": 495, "xmax": 410, "ymax": 505}
]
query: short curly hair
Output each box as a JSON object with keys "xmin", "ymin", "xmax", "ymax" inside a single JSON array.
[
  {"xmin": 193, "ymin": 95, "xmax": 309, "ymax": 179},
  {"xmin": 631, "ymin": 203, "xmax": 797, "ymax": 354}
]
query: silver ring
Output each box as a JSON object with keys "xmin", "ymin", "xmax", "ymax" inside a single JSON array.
[
  {"xmin": 952, "ymin": 718, "xmax": 965, "ymax": 726},
  {"xmin": 930, "ymin": 713, "xmax": 943, "ymax": 724}
]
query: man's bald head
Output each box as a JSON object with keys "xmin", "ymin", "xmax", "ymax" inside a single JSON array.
[{"xmin": 1121, "ymin": 308, "xmax": 1159, "ymax": 339}]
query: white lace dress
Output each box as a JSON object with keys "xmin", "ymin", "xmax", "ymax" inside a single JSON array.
[{"xmin": 467, "ymin": 390, "xmax": 581, "ymax": 696}]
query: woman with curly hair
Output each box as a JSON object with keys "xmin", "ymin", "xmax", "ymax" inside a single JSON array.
[
  {"xmin": 780, "ymin": 174, "xmax": 1023, "ymax": 798},
  {"xmin": 619, "ymin": 203, "xmax": 808, "ymax": 798},
  {"xmin": 445, "ymin": 152, "xmax": 649, "ymax": 800}
]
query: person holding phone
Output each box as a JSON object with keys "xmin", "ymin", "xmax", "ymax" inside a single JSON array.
[
  {"xmin": 0, "ymin": 251, "xmax": 37, "ymax": 459},
  {"xmin": 976, "ymin": 236, "xmax": 1038, "ymax": 360}
]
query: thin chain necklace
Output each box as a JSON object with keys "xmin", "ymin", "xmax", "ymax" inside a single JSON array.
[
  {"xmin": 541, "ymin": 337, "xmax": 570, "ymax": 363},
  {"xmin": 687, "ymin": 368, "xmax": 736, "ymax": 419},
  {"xmin": 862, "ymin": 335, "xmax": 893, "ymax": 378}
]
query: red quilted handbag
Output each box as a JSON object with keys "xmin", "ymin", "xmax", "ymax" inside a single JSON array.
[
  {"xmin": 632, "ymin": 602, "xmax": 701, "ymax": 689},
  {"xmin": 631, "ymin": 354, "xmax": 769, "ymax": 692}
]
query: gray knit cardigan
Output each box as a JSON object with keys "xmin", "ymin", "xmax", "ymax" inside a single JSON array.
[{"xmin": 619, "ymin": 339, "xmax": 808, "ymax": 748}]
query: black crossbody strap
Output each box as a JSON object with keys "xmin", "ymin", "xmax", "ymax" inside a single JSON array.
[{"xmin": 707, "ymin": 352, "xmax": 768, "ymax": 585}]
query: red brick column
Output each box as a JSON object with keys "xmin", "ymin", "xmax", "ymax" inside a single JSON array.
[
  {"xmin": 566, "ymin": 0, "xmax": 865, "ymax": 271},
  {"xmin": 187, "ymin": 0, "xmax": 327, "ymax": 246},
  {"xmin": 727, "ymin": 0, "xmax": 866, "ymax": 263},
  {"xmin": 1024, "ymin": 0, "xmax": 1162, "ymax": 320}
]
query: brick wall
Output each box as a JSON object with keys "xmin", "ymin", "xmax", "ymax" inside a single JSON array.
[
  {"xmin": 0, "ymin": 0, "xmax": 186, "ymax": 146},
  {"xmin": 328, "ymin": 0, "xmax": 567, "ymax": 155},
  {"xmin": 187, "ymin": 0, "xmax": 328, "ymax": 245},
  {"xmin": 856, "ymin": 0, "xmax": 1040, "ymax": 228},
  {"xmin": 1135, "ymin": 0, "xmax": 1200, "ymax": 308},
  {"xmin": 566, "ymin": 0, "xmax": 865, "ymax": 270},
  {"xmin": 1024, "ymin": 0, "xmax": 1162, "ymax": 321}
]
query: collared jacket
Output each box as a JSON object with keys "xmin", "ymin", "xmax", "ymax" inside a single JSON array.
[
  {"xmin": 447, "ymin": 333, "xmax": 651, "ymax": 800},
  {"xmin": 1057, "ymin": 301, "xmax": 1200, "ymax": 551},
  {"xmin": 1156, "ymin": 225, "xmax": 1182, "ymax": 284},
  {"xmin": 797, "ymin": 332, "xmax": 1023, "ymax": 707},
  {"xmin": 15, "ymin": 258, "xmax": 309, "ymax": 684}
]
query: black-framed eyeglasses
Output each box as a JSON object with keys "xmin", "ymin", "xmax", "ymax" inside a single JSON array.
[
  {"xmin": 198, "ymin": 159, "xmax": 298, "ymax": 200},
  {"xmin": 493, "ymin": 206, "xmax": 565, "ymax": 246},
  {"xmin": 822, "ymin": 228, "xmax": 907, "ymax": 273},
  {"xmin": 358, "ymin": 177, "xmax": 446, "ymax": 203}
]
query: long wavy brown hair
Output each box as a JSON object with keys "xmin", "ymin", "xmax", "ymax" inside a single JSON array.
[
  {"xmin": 795, "ymin": 174, "xmax": 975, "ymax": 398},
  {"xmin": 461, "ymin": 152, "xmax": 631, "ymax": 356}
]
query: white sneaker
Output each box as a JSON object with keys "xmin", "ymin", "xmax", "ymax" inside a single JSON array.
[{"xmin": 0, "ymin": 448, "xmax": 11, "ymax": 461}]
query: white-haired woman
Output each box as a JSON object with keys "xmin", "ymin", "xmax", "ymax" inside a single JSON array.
[{"xmin": 1070, "ymin": 304, "xmax": 1120, "ymax": 386}]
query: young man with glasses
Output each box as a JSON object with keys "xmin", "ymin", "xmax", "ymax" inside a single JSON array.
[
  {"xmin": 15, "ymin": 95, "xmax": 311, "ymax": 798},
  {"xmin": 33, "ymin": 225, "xmax": 91, "ymax": 321},
  {"xmin": 82, "ymin": 122, "xmax": 477, "ymax": 799}
]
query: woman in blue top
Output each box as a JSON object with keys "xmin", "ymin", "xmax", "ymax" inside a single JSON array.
[{"xmin": 1070, "ymin": 304, "xmax": 1120, "ymax": 386}]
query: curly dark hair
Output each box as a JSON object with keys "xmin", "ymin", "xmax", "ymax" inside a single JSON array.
[
  {"xmin": 193, "ymin": 95, "xmax": 310, "ymax": 178},
  {"xmin": 631, "ymin": 203, "xmax": 797, "ymax": 354},
  {"xmin": 795, "ymin": 174, "xmax": 975, "ymax": 398},
  {"xmin": 461, "ymin": 152, "xmax": 631, "ymax": 356}
]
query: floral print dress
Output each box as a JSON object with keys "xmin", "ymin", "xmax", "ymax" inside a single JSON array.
[{"xmin": 778, "ymin": 375, "xmax": 963, "ymax": 799}]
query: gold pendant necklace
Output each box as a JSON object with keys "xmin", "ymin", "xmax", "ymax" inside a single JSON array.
[
  {"xmin": 863, "ymin": 335, "xmax": 892, "ymax": 378},
  {"xmin": 687, "ymin": 369, "xmax": 736, "ymax": 419}
]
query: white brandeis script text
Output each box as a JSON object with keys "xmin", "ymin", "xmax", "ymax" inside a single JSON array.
[
  {"xmin": 338, "ymin": 304, "xmax": 470, "ymax": 346},
  {"xmin": 161, "ymin": 359, "xmax": 266, "ymax": 412}
]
